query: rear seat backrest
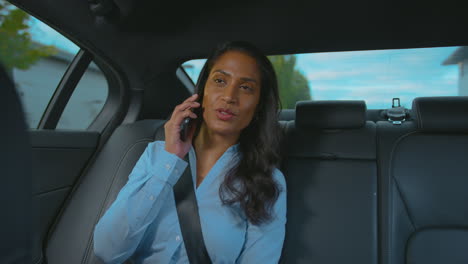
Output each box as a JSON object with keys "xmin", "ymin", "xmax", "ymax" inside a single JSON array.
[
  {"xmin": 280, "ymin": 101, "xmax": 378, "ymax": 264},
  {"xmin": 46, "ymin": 120, "xmax": 166, "ymax": 264},
  {"xmin": 387, "ymin": 96, "xmax": 468, "ymax": 264}
]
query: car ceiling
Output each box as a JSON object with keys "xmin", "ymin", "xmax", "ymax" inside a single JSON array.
[{"xmin": 10, "ymin": 0, "xmax": 468, "ymax": 112}]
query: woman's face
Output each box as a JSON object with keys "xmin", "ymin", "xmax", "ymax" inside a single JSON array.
[{"xmin": 201, "ymin": 50, "xmax": 261, "ymax": 138}]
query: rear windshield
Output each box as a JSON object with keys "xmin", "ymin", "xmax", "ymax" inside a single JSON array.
[{"xmin": 182, "ymin": 46, "xmax": 467, "ymax": 109}]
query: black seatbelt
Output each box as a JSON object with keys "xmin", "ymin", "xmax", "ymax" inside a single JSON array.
[
  {"xmin": 173, "ymin": 157, "xmax": 212, "ymax": 264},
  {"xmin": 154, "ymin": 125, "xmax": 212, "ymax": 264}
]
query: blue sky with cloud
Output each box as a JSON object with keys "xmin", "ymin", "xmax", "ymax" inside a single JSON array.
[
  {"xmin": 28, "ymin": 17, "xmax": 460, "ymax": 110},
  {"xmin": 295, "ymin": 47, "xmax": 459, "ymax": 108}
]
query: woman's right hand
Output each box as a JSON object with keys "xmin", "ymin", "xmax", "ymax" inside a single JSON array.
[{"xmin": 164, "ymin": 94, "xmax": 200, "ymax": 159}]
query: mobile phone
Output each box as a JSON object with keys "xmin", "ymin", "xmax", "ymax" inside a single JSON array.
[
  {"xmin": 179, "ymin": 104, "xmax": 201, "ymax": 142},
  {"xmin": 179, "ymin": 117, "xmax": 191, "ymax": 142}
]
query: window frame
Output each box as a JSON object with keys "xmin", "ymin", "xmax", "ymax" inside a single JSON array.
[
  {"xmin": 8, "ymin": 5, "xmax": 121, "ymax": 133},
  {"xmin": 37, "ymin": 49, "xmax": 93, "ymax": 129}
]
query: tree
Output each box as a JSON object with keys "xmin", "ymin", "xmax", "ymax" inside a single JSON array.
[
  {"xmin": 269, "ymin": 55, "xmax": 311, "ymax": 109},
  {"xmin": 0, "ymin": 0, "xmax": 56, "ymax": 72}
]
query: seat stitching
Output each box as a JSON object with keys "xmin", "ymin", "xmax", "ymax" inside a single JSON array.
[
  {"xmin": 391, "ymin": 177, "xmax": 417, "ymax": 229},
  {"xmin": 375, "ymin": 123, "xmax": 383, "ymax": 264},
  {"xmin": 387, "ymin": 132, "xmax": 419, "ymax": 264}
]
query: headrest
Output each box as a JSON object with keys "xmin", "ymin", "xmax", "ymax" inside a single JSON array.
[
  {"xmin": 296, "ymin": 100, "xmax": 367, "ymax": 129},
  {"xmin": 412, "ymin": 97, "xmax": 468, "ymax": 132}
]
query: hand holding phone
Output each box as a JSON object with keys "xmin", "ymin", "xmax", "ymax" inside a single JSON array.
[
  {"xmin": 164, "ymin": 94, "xmax": 200, "ymax": 158},
  {"xmin": 180, "ymin": 99, "xmax": 202, "ymax": 141}
]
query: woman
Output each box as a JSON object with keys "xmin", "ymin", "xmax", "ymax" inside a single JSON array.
[{"xmin": 94, "ymin": 41, "xmax": 287, "ymax": 264}]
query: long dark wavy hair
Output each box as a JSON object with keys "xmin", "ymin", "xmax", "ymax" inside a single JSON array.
[{"xmin": 194, "ymin": 41, "xmax": 283, "ymax": 225}]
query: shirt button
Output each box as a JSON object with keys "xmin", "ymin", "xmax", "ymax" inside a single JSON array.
[
  {"xmin": 165, "ymin": 164, "xmax": 171, "ymax": 170},
  {"xmin": 149, "ymin": 195, "xmax": 154, "ymax": 201},
  {"xmin": 175, "ymin": 168, "xmax": 179, "ymax": 174},
  {"xmin": 176, "ymin": 235, "xmax": 181, "ymax": 241}
]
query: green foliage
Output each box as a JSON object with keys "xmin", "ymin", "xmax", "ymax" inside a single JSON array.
[
  {"xmin": 0, "ymin": 1, "xmax": 57, "ymax": 71},
  {"xmin": 269, "ymin": 55, "xmax": 311, "ymax": 109}
]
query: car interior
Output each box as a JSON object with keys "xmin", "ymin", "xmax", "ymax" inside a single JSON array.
[{"xmin": 5, "ymin": 0, "xmax": 468, "ymax": 263}]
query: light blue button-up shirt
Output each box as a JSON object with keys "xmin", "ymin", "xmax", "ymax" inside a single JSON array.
[{"xmin": 94, "ymin": 141, "xmax": 287, "ymax": 264}]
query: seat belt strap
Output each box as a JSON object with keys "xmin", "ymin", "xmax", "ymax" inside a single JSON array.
[
  {"xmin": 154, "ymin": 125, "xmax": 212, "ymax": 263},
  {"xmin": 173, "ymin": 157, "xmax": 212, "ymax": 264}
]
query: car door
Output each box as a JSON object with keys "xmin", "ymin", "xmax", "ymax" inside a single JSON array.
[{"xmin": 1, "ymin": 5, "xmax": 126, "ymax": 263}]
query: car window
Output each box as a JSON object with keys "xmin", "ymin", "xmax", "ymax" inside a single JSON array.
[
  {"xmin": 12, "ymin": 51, "xmax": 71, "ymax": 128},
  {"xmin": 181, "ymin": 46, "xmax": 465, "ymax": 109},
  {"xmin": 1, "ymin": 2, "xmax": 108, "ymax": 129},
  {"xmin": 56, "ymin": 62, "xmax": 108, "ymax": 130}
]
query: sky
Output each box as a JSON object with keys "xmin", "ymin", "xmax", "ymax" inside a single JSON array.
[
  {"xmin": 29, "ymin": 17, "xmax": 80, "ymax": 54},
  {"xmin": 28, "ymin": 17, "xmax": 460, "ymax": 110}
]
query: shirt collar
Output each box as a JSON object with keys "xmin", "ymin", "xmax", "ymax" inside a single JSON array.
[{"xmin": 226, "ymin": 143, "xmax": 240, "ymax": 154}]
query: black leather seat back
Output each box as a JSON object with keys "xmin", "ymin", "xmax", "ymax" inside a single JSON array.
[
  {"xmin": 45, "ymin": 120, "xmax": 166, "ymax": 264},
  {"xmin": 388, "ymin": 96, "xmax": 468, "ymax": 264},
  {"xmin": 280, "ymin": 101, "xmax": 378, "ymax": 264}
]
